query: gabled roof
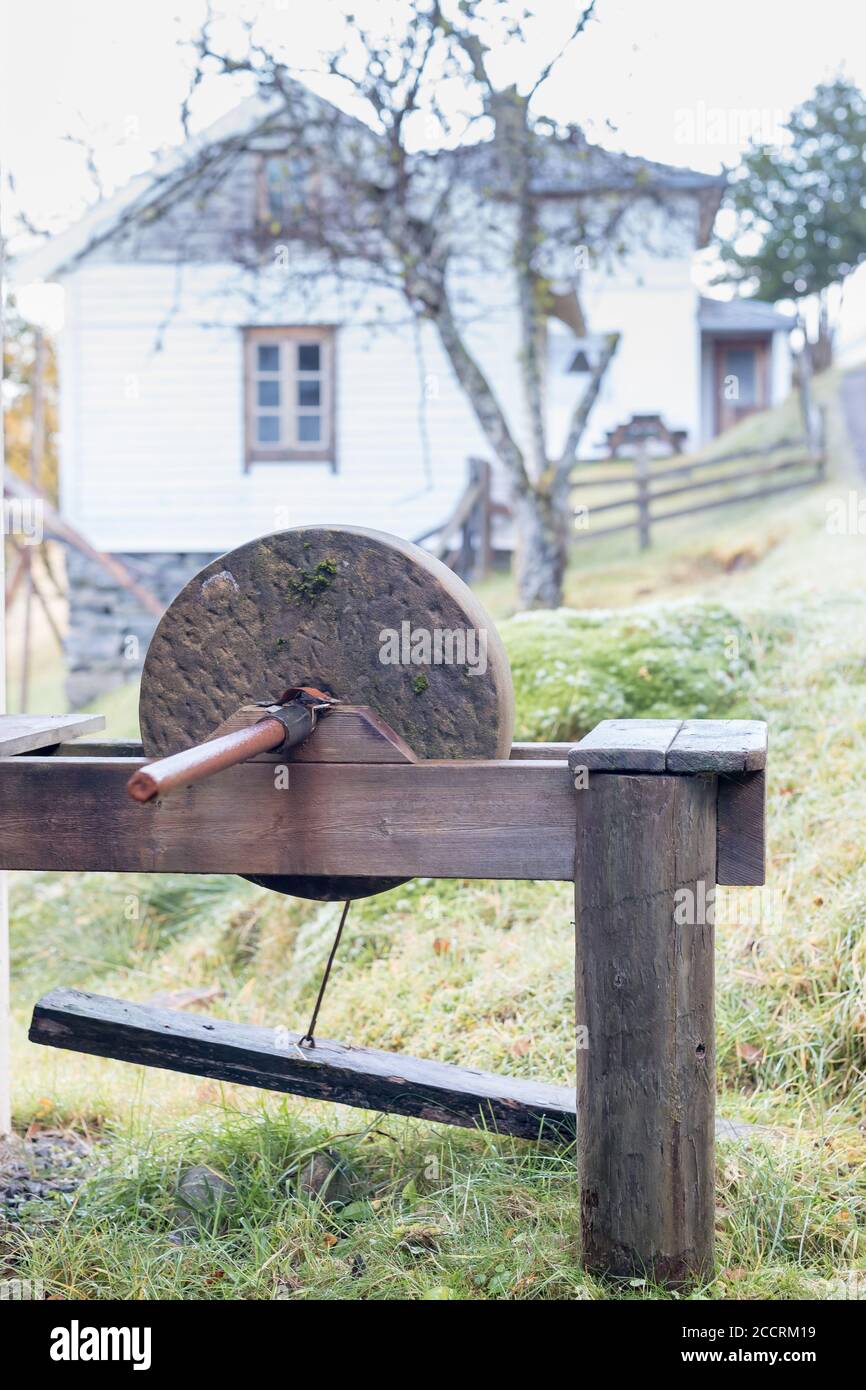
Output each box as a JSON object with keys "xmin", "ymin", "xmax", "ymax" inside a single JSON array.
[
  {"xmin": 699, "ymin": 296, "xmax": 796, "ymax": 333},
  {"xmin": 12, "ymin": 93, "xmax": 286, "ymax": 283},
  {"xmin": 13, "ymin": 90, "xmax": 726, "ymax": 283}
]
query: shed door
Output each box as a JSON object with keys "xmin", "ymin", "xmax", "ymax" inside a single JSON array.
[{"xmin": 714, "ymin": 338, "xmax": 769, "ymax": 434}]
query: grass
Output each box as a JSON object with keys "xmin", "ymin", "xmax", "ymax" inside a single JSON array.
[{"xmin": 4, "ymin": 370, "xmax": 866, "ymax": 1300}]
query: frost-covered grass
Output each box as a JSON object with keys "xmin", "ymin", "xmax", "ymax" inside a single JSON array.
[
  {"xmin": 502, "ymin": 600, "xmax": 759, "ymax": 741},
  {"xmin": 5, "ymin": 377, "xmax": 866, "ymax": 1300}
]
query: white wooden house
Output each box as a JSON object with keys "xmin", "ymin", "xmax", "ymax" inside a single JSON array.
[{"xmin": 14, "ymin": 93, "xmax": 793, "ymax": 704}]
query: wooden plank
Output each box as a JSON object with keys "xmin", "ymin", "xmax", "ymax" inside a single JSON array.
[
  {"xmin": 667, "ymin": 719, "xmax": 767, "ymax": 773},
  {"xmin": 574, "ymin": 773, "xmax": 716, "ymax": 1283},
  {"xmin": 28, "ymin": 988, "xmax": 750, "ymax": 1146},
  {"xmin": 56, "ymin": 740, "xmax": 144, "ymax": 758},
  {"xmin": 0, "ymin": 756, "xmax": 577, "ymax": 881},
  {"xmin": 67, "ymin": 745, "xmax": 578, "ymax": 767},
  {"xmin": 66, "ymin": 739, "xmax": 574, "ymax": 763},
  {"xmin": 568, "ymin": 719, "xmax": 682, "ymax": 772},
  {"xmin": 0, "ymin": 713, "xmax": 105, "ymax": 757},
  {"xmin": 717, "ymin": 771, "xmax": 766, "ymax": 886},
  {"xmin": 509, "ymin": 741, "xmax": 575, "ymax": 760},
  {"xmin": 29, "ymin": 988, "xmax": 576, "ymax": 1142}
]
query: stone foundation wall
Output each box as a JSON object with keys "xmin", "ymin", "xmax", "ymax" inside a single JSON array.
[{"xmin": 65, "ymin": 549, "xmax": 217, "ymax": 708}]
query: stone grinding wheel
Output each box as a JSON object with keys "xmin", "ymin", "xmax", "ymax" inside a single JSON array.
[{"xmin": 139, "ymin": 526, "xmax": 515, "ymax": 901}]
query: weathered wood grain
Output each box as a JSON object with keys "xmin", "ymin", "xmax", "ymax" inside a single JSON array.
[
  {"xmin": 574, "ymin": 773, "xmax": 717, "ymax": 1283},
  {"xmin": 28, "ymin": 988, "xmax": 755, "ymax": 1146},
  {"xmin": 29, "ymin": 989, "xmax": 576, "ymax": 1142},
  {"xmin": 0, "ymin": 756, "xmax": 577, "ymax": 880},
  {"xmin": 716, "ymin": 771, "xmax": 766, "ymax": 886},
  {"xmin": 0, "ymin": 713, "xmax": 105, "ymax": 757},
  {"xmin": 666, "ymin": 719, "xmax": 767, "ymax": 773},
  {"xmin": 569, "ymin": 719, "xmax": 682, "ymax": 772}
]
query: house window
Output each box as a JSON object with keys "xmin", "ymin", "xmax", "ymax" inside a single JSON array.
[{"xmin": 244, "ymin": 327, "xmax": 335, "ymax": 467}]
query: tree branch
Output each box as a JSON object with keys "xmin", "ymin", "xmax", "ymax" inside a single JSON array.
[
  {"xmin": 432, "ymin": 295, "xmax": 530, "ymax": 497},
  {"xmin": 556, "ymin": 330, "xmax": 620, "ymax": 478}
]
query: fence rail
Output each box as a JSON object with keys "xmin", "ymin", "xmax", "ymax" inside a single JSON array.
[
  {"xmin": 419, "ymin": 413, "xmax": 827, "ymax": 575},
  {"xmin": 414, "ymin": 457, "xmax": 493, "ymax": 578},
  {"xmin": 571, "ymin": 413, "xmax": 826, "ymax": 550}
]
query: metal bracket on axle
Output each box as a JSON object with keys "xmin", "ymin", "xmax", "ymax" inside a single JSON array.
[{"xmin": 125, "ymin": 687, "xmax": 337, "ymax": 803}]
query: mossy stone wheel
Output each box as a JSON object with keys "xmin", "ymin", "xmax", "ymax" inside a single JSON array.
[{"xmin": 139, "ymin": 526, "xmax": 515, "ymax": 901}]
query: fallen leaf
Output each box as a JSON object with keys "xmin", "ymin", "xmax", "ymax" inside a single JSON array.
[
  {"xmin": 736, "ymin": 1041, "xmax": 764, "ymax": 1065},
  {"xmin": 511, "ymin": 1038, "xmax": 532, "ymax": 1058},
  {"xmin": 432, "ymin": 938, "xmax": 450, "ymax": 955}
]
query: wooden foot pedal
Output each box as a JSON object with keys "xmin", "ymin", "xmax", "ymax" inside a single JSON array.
[{"xmin": 29, "ymin": 988, "xmax": 576, "ymax": 1143}]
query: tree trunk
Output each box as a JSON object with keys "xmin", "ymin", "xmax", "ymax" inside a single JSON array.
[
  {"xmin": 513, "ymin": 488, "xmax": 568, "ymax": 609},
  {"xmin": 809, "ymin": 289, "xmax": 834, "ymax": 372}
]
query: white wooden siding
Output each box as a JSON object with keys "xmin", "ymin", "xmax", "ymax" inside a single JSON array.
[
  {"xmin": 56, "ymin": 208, "xmax": 709, "ymax": 555},
  {"xmin": 58, "ymin": 262, "xmax": 501, "ymax": 552}
]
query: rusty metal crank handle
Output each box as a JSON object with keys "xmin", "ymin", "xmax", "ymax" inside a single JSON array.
[{"xmin": 126, "ymin": 695, "xmax": 329, "ymax": 803}]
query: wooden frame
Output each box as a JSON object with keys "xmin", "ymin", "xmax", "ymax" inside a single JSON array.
[
  {"xmin": 2, "ymin": 714, "xmax": 768, "ymax": 1285},
  {"xmin": 242, "ymin": 325, "xmax": 337, "ymax": 469},
  {"xmin": 713, "ymin": 335, "xmax": 770, "ymax": 435}
]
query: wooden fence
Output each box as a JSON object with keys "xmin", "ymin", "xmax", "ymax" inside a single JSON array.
[
  {"xmin": 572, "ymin": 414, "xmax": 826, "ymax": 551},
  {"xmin": 420, "ymin": 412, "xmax": 827, "ymax": 577},
  {"xmin": 414, "ymin": 457, "xmax": 494, "ymax": 579}
]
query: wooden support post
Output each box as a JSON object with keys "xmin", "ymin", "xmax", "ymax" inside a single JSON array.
[
  {"xmin": 574, "ymin": 772, "xmax": 717, "ymax": 1284},
  {"xmin": 468, "ymin": 457, "xmax": 493, "ymax": 579},
  {"xmin": 635, "ymin": 440, "xmax": 651, "ymax": 551}
]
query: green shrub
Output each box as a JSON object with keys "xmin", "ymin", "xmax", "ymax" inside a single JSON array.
[{"xmin": 500, "ymin": 601, "xmax": 760, "ymax": 742}]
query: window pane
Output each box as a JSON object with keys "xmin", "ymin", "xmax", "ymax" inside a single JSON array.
[
  {"xmin": 298, "ymin": 343, "xmax": 320, "ymax": 371},
  {"xmin": 298, "ymin": 379, "xmax": 320, "ymax": 407},
  {"xmin": 298, "ymin": 415, "xmax": 321, "ymax": 442},
  {"xmin": 257, "ymin": 415, "xmax": 281, "ymax": 443},
  {"xmin": 257, "ymin": 379, "xmax": 280, "ymax": 407},
  {"xmin": 257, "ymin": 344, "xmax": 280, "ymax": 372},
  {"xmin": 724, "ymin": 348, "xmax": 757, "ymax": 405}
]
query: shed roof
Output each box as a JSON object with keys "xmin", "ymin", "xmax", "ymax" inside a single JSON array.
[{"xmin": 699, "ymin": 296, "xmax": 795, "ymax": 334}]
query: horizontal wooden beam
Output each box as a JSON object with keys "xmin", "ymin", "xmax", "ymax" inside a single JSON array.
[
  {"xmin": 0, "ymin": 755, "xmax": 577, "ymax": 880},
  {"xmin": 0, "ymin": 713, "xmax": 105, "ymax": 757},
  {"xmin": 30, "ymin": 989, "xmax": 576, "ymax": 1142},
  {"xmin": 64, "ymin": 738, "xmax": 576, "ymax": 763},
  {"xmin": 666, "ymin": 720, "xmax": 767, "ymax": 774},
  {"xmin": 569, "ymin": 718, "xmax": 767, "ymax": 774},
  {"xmin": 571, "ymin": 719, "xmax": 682, "ymax": 772},
  {"xmin": 29, "ymin": 988, "xmax": 760, "ymax": 1145}
]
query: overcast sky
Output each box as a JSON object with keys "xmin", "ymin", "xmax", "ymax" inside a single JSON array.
[{"xmin": 2, "ymin": 0, "xmax": 865, "ymax": 345}]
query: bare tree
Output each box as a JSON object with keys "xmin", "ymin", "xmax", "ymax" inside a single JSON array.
[{"xmin": 82, "ymin": 1, "xmax": 689, "ymax": 606}]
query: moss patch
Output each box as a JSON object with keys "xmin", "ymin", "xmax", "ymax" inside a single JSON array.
[
  {"xmin": 501, "ymin": 599, "xmax": 760, "ymax": 742},
  {"xmin": 287, "ymin": 558, "xmax": 338, "ymax": 604}
]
